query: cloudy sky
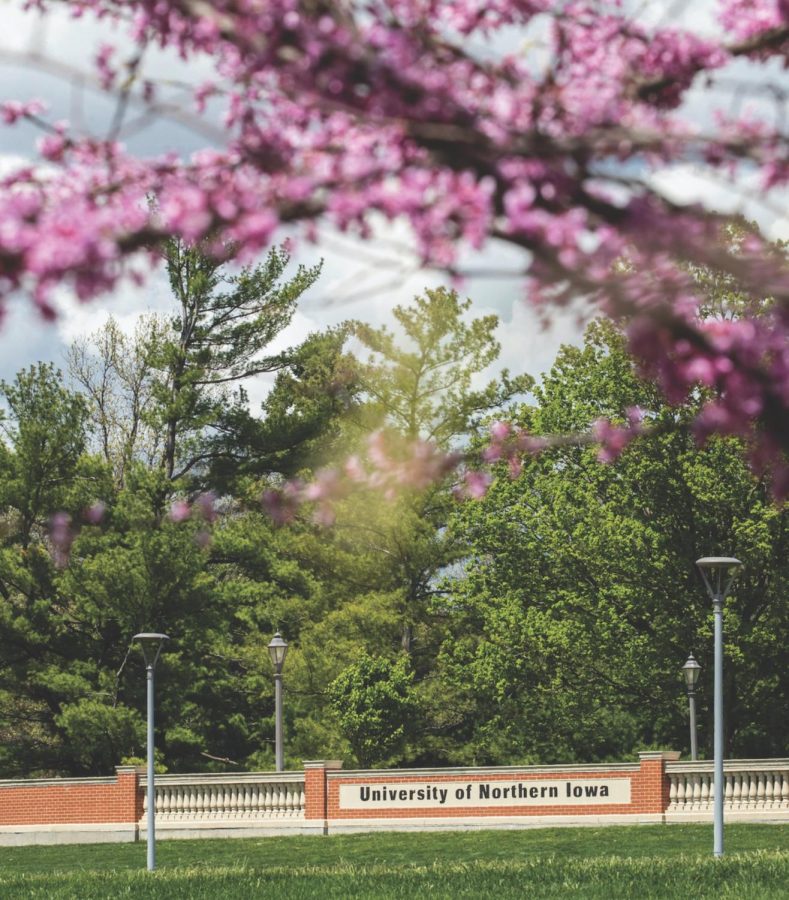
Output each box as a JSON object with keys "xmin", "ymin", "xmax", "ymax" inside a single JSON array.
[{"xmin": 0, "ymin": 1, "xmax": 785, "ymax": 409}]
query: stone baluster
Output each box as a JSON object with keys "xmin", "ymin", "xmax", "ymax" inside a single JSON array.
[
  {"xmin": 230, "ymin": 784, "xmax": 239, "ymax": 819},
  {"xmin": 165, "ymin": 785, "xmax": 174, "ymax": 819},
  {"xmin": 675, "ymin": 776, "xmax": 686, "ymax": 811},
  {"xmin": 729, "ymin": 772, "xmax": 739, "ymax": 810},
  {"xmin": 288, "ymin": 784, "xmax": 297, "ymax": 819},
  {"xmin": 688, "ymin": 774, "xmax": 698, "ymax": 811},
  {"xmin": 747, "ymin": 771, "xmax": 756, "ymax": 810},
  {"xmin": 755, "ymin": 772, "xmax": 766, "ymax": 810},
  {"xmin": 668, "ymin": 775, "xmax": 678, "ymax": 811},
  {"xmin": 764, "ymin": 773, "xmax": 774, "ymax": 810},
  {"xmin": 696, "ymin": 774, "xmax": 707, "ymax": 810},
  {"xmin": 255, "ymin": 783, "xmax": 266, "ymax": 818}
]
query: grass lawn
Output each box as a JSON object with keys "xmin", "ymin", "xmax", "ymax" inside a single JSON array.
[{"xmin": 0, "ymin": 824, "xmax": 787, "ymax": 898}]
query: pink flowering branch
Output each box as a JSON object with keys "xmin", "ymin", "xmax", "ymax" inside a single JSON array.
[{"xmin": 3, "ymin": 0, "xmax": 789, "ymax": 494}]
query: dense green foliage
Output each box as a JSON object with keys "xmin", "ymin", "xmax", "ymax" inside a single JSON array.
[
  {"xmin": 1, "ymin": 827, "xmax": 788, "ymax": 899},
  {"xmin": 0, "ymin": 241, "xmax": 786, "ymax": 778},
  {"xmin": 438, "ymin": 320, "xmax": 789, "ymax": 763}
]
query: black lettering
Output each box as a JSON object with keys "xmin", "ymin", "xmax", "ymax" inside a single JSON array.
[
  {"xmin": 372, "ymin": 789, "xmax": 381, "ymax": 802},
  {"xmin": 479, "ymin": 784, "xmax": 490, "ymax": 800},
  {"xmin": 584, "ymin": 786, "xmax": 599, "ymax": 797},
  {"xmin": 530, "ymin": 786, "xmax": 538, "ymax": 799},
  {"xmin": 573, "ymin": 786, "xmax": 583, "ymax": 798},
  {"xmin": 360, "ymin": 787, "xmax": 370, "ymax": 802},
  {"xmin": 549, "ymin": 787, "xmax": 558, "ymax": 798},
  {"xmin": 601, "ymin": 786, "xmax": 609, "ymax": 797}
]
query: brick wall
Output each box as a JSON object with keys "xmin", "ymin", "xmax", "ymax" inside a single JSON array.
[
  {"xmin": 0, "ymin": 766, "xmax": 141, "ymax": 826},
  {"xmin": 311, "ymin": 752, "xmax": 680, "ymax": 823},
  {"xmin": 0, "ymin": 753, "xmax": 679, "ymax": 839}
]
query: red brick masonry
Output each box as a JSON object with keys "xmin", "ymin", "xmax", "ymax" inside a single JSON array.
[
  {"xmin": 0, "ymin": 766, "xmax": 142, "ymax": 826},
  {"xmin": 0, "ymin": 753, "xmax": 678, "ymax": 830},
  {"xmin": 307, "ymin": 751, "xmax": 679, "ymax": 822}
]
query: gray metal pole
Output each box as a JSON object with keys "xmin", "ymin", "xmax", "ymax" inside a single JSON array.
[
  {"xmin": 274, "ymin": 671, "xmax": 284, "ymax": 772},
  {"xmin": 146, "ymin": 663, "xmax": 156, "ymax": 871},
  {"xmin": 688, "ymin": 688, "xmax": 698, "ymax": 762},
  {"xmin": 713, "ymin": 593, "xmax": 724, "ymax": 857}
]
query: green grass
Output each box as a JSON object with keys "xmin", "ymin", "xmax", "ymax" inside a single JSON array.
[{"xmin": 1, "ymin": 824, "xmax": 787, "ymax": 898}]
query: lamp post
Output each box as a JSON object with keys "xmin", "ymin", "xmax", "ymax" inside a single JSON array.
[
  {"xmin": 267, "ymin": 632, "xmax": 288, "ymax": 772},
  {"xmin": 133, "ymin": 632, "xmax": 169, "ymax": 872},
  {"xmin": 695, "ymin": 557, "xmax": 742, "ymax": 859},
  {"xmin": 682, "ymin": 654, "xmax": 701, "ymax": 761}
]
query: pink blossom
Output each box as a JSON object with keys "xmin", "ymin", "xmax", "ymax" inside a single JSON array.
[
  {"xmin": 462, "ymin": 470, "xmax": 493, "ymax": 499},
  {"xmin": 168, "ymin": 499, "xmax": 191, "ymax": 523},
  {"xmin": 0, "ymin": 0, "xmax": 787, "ymax": 496},
  {"xmin": 49, "ymin": 511, "xmax": 74, "ymax": 568},
  {"xmin": 194, "ymin": 492, "xmax": 217, "ymax": 523},
  {"xmin": 94, "ymin": 43, "xmax": 117, "ymax": 91},
  {"xmin": 593, "ymin": 418, "xmax": 636, "ymax": 464},
  {"xmin": 84, "ymin": 500, "xmax": 106, "ymax": 525}
]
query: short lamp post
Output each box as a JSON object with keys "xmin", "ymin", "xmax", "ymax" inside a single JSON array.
[
  {"xmin": 267, "ymin": 632, "xmax": 288, "ymax": 772},
  {"xmin": 133, "ymin": 632, "xmax": 169, "ymax": 872},
  {"xmin": 695, "ymin": 557, "xmax": 742, "ymax": 859},
  {"xmin": 682, "ymin": 654, "xmax": 701, "ymax": 761}
]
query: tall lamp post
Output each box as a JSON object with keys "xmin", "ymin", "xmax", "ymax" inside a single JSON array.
[
  {"xmin": 682, "ymin": 654, "xmax": 701, "ymax": 761},
  {"xmin": 695, "ymin": 557, "xmax": 742, "ymax": 859},
  {"xmin": 133, "ymin": 632, "xmax": 169, "ymax": 872},
  {"xmin": 268, "ymin": 632, "xmax": 288, "ymax": 772}
]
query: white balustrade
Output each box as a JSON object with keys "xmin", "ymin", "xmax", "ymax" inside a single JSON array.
[
  {"xmin": 666, "ymin": 760, "xmax": 789, "ymax": 817},
  {"xmin": 139, "ymin": 772, "xmax": 305, "ymax": 826}
]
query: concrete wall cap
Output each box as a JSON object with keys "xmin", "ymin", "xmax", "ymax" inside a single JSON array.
[
  {"xmin": 303, "ymin": 760, "xmax": 343, "ymax": 770},
  {"xmin": 638, "ymin": 751, "xmax": 681, "ymax": 761},
  {"xmin": 327, "ymin": 763, "xmax": 640, "ymax": 778}
]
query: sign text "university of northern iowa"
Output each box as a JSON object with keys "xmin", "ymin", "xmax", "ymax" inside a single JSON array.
[{"xmin": 338, "ymin": 778, "xmax": 631, "ymax": 809}]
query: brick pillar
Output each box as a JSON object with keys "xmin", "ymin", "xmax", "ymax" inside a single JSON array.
[
  {"xmin": 635, "ymin": 751, "xmax": 680, "ymax": 815},
  {"xmin": 114, "ymin": 766, "xmax": 143, "ymax": 823},
  {"xmin": 303, "ymin": 760, "xmax": 343, "ymax": 829}
]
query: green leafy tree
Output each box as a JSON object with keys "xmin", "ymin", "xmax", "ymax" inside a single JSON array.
[
  {"xmin": 351, "ymin": 287, "xmax": 530, "ymax": 443},
  {"xmin": 154, "ymin": 239, "xmax": 323, "ymax": 483},
  {"xmin": 274, "ymin": 288, "xmax": 532, "ymax": 766},
  {"xmin": 328, "ymin": 653, "xmax": 417, "ymax": 767},
  {"xmin": 208, "ymin": 327, "xmax": 359, "ymax": 492},
  {"xmin": 438, "ymin": 319, "xmax": 789, "ymax": 764},
  {"xmin": 0, "ymin": 364, "xmax": 96, "ymax": 546},
  {"xmin": 67, "ymin": 316, "xmax": 167, "ymax": 488}
]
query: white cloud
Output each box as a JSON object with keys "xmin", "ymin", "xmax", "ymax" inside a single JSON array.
[{"xmin": 649, "ymin": 163, "xmax": 789, "ymax": 240}]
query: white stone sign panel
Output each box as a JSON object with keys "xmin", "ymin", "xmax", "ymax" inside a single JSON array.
[{"xmin": 338, "ymin": 778, "xmax": 631, "ymax": 809}]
